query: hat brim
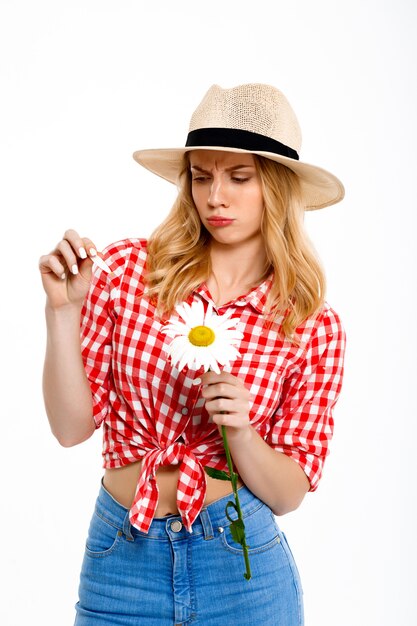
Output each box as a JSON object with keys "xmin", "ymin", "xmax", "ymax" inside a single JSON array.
[{"xmin": 132, "ymin": 146, "xmax": 344, "ymax": 211}]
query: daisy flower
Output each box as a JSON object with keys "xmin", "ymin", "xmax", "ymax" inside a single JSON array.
[
  {"xmin": 161, "ymin": 300, "xmax": 244, "ymax": 373},
  {"xmin": 161, "ymin": 299, "xmax": 252, "ymax": 580}
]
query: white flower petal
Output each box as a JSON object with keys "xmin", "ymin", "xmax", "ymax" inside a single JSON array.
[
  {"xmin": 161, "ymin": 320, "xmax": 190, "ymax": 336},
  {"xmin": 175, "ymin": 302, "xmax": 193, "ymax": 325},
  {"xmin": 182, "ymin": 300, "xmax": 200, "ymax": 327},
  {"xmin": 168, "ymin": 338, "xmax": 191, "ymax": 367},
  {"xmin": 221, "ymin": 320, "xmax": 244, "ymax": 333},
  {"xmin": 221, "ymin": 330, "xmax": 244, "ymax": 343},
  {"xmin": 178, "ymin": 351, "xmax": 192, "ymax": 372},
  {"xmin": 195, "ymin": 299, "xmax": 206, "ymax": 319},
  {"xmin": 187, "ymin": 349, "xmax": 199, "ymax": 370},
  {"xmin": 207, "ymin": 354, "xmax": 221, "ymax": 373},
  {"xmin": 204, "ymin": 302, "xmax": 214, "ymax": 326}
]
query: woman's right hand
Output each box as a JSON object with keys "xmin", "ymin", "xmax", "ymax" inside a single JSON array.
[{"xmin": 39, "ymin": 229, "xmax": 99, "ymax": 310}]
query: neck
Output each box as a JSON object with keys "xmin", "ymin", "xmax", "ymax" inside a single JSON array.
[{"xmin": 209, "ymin": 238, "xmax": 269, "ymax": 290}]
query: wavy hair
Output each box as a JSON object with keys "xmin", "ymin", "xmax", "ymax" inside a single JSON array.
[{"xmin": 145, "ymin": 154, "xmax": 325, "ymax": 340}]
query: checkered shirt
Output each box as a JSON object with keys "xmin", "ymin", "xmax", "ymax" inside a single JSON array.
[{"xmin": 80, "ymin": 238, "xmax": 346, "ymax": 533}]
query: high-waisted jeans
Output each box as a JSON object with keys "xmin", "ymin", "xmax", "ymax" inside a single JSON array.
[{"xmin": 74, "ymin": 482, "xmax": 304, "ymax": 625}]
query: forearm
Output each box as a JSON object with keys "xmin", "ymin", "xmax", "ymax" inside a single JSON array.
[
  {"xmin": 226, "ymin": 425, "xmax": 310, "ymax": 516},
  {"xmin": 43, "ymin": 304, "xmax": 95, "ymax": 446}
]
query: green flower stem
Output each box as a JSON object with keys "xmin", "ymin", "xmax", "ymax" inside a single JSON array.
[{"xmin": 221, "ymin": 425, "xmax": 252, "ymax": 581}]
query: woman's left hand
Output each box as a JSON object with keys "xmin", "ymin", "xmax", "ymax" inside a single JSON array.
[{"xmin": 200, "ymin": 371, "xmax": 252, "ymax": 439}]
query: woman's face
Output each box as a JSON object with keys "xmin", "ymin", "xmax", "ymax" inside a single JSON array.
[{"xmin": 189, "ymin": 150, "xmax": 264, "ymax": 247}]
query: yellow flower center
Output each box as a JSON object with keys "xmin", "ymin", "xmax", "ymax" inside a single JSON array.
[{"xmin": 188, "ymin": 325, "xmax": 216, "ymax": 347}]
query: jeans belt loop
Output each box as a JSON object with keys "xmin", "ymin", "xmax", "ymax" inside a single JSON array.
[{"xmin": 199, "ymin": 506, "xmax": 214, "ymax": 540}]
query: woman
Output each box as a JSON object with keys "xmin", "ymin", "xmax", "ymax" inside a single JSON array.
[{"xmin": 40, "ymin": 83, "xmax": 346, "ymax": 626}]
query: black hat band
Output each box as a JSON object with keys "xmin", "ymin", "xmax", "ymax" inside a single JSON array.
[{"xmin": 185, "ymin": 127, "xmax": 299, "ymax": 161}]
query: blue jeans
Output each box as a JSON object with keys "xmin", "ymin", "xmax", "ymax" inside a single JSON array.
[{"xmin": 74, "ymin": 482, "xmax": 304, "ymax": 625}]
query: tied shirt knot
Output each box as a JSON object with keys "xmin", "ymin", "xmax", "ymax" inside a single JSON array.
[{"xmin": 129, "ymin": 440, "xmax": 207, "ymax": 533}]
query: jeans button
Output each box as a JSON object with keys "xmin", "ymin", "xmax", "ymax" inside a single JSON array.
[{"xmin": 170, "ymin": 520, "xmax": 183, "ymax": 532}]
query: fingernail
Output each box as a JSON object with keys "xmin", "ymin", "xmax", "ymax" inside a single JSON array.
[
  {"xmin": 192, "ymin": 377, "xmax": 202, "ymax": 386},
  {"xmin": 71, "ymin": 264, "xmax": 79, "ymax": 275},
  {"xmin": 89, "ymin": 248, "xmax": 97, "ymax": 257},
  {"xmin": 61, "ymin": 273, "xmax": 66, "ymax": 280},
  {"xmin": 78, "ymin": 247, "xmax": 87, "ymax": 259}
]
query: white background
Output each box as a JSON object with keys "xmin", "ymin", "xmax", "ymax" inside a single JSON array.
[{"xmin": 1, "ymin": 1, "xmax": 416, "ymax": 624}]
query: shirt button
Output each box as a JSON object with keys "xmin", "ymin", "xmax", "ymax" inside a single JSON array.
[
  {"xmin": 170, "ymin": 520, "xmax": 183, "ymax": 532},
  {"xmin": 181, "ymin": 407, "xmax": 189, "ymax": 415}
]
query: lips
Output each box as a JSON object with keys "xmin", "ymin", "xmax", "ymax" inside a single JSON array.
[{"xmin": 207, "ymin": 217, "xmax": 235, "ymax": 226}]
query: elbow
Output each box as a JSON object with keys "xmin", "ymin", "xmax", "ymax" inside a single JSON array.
[
  {"xmin": 55, "ymin": 431, "xmax": 94, "ymax": 448},
  {"xmin": 272, "ymin": 496, "xmax": 304, "ymax": 517},
  {"xmin": 46, "ymin": 403, "xmax": 96, "ymax": 447},
  {"xmin": 55, "ymin": 433, "xmax": 83, "ymax": 448},
  {"xmin": 271, "ymin": 482, "xmax": 310, "ymax": 517},
  {"xmin": 51, "ymin": 420, "xmax": 96, "ymax": 448},
  {"xmin": 54, "ymin": 431, "xmax": 92, "ymax": 448}
]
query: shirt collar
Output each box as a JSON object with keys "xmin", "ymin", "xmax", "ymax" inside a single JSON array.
[{"xmin": 195, "ymin": 273, "xmax": 274, "ymax": 314}]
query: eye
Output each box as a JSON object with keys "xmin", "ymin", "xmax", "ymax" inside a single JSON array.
[
  {"xmin": 192, "ymin": 175, "xmax": 210, "ymax": 183},
  {"xmin": 231, "ymin": 177, "xmax": 250, "ymax": 183}
]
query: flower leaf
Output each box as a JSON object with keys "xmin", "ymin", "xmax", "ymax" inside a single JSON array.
[
  {"xmin": 204, "ymin": 466, "xmax": 231, "ymax": 481},
  {"xmin": 230, "ymin": 518, "xmax": 246, "ymax": 546}
]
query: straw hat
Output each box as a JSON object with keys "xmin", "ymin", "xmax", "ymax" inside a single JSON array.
[{"xmin": 133, "ymin": 83, "xmax": 344, "ymax": 210}]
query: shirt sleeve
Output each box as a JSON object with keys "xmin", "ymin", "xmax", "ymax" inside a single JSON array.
[
  {"xmin": 266, "ymin": 305, "xmax": 346, "ymax": 491},
  {"xmin": 79, "ymin": 241, "xmax": 132, "ymax": 428}
]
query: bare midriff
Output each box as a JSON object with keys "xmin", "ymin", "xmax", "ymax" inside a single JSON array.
[{"xmin": 103, "ymin": 461, "xmax": 243, "ymax": 517}]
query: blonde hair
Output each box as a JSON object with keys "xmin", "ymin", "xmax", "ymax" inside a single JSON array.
[{"xmin": 145, "ymin": 154, "xmax": 325, "ymax": 340}]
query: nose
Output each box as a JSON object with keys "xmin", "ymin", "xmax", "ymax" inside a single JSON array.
[{"xmin": 207, "ymin": 177, "xmax": 229, "ymax": 209}]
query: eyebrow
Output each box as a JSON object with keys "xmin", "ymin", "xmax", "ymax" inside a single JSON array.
[{"xmin": 190, "ymin": 164, "xmax": 255, "ymax": 173}]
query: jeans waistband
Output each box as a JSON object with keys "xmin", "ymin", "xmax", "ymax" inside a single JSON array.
[{"xmin": 95, "ymin": 480, "xmax": 266, "ymax": 540}]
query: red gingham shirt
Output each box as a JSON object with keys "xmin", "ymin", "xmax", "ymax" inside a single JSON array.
[{"xmin": 80, "ymin": 239, "xmax": 346, "ymax": 533}]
